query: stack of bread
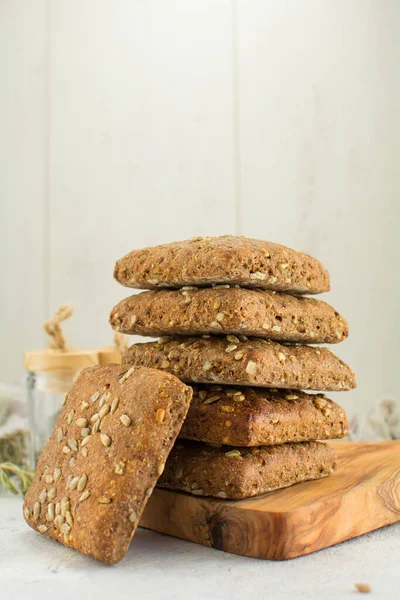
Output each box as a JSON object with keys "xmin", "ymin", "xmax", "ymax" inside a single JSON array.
[{"xmin": 111, "ymin": 235, "xmax": 356, "ymax": 500}]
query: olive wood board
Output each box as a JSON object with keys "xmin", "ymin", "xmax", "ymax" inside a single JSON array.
[{"xmin": 140, "ymin": 441, "xmax": 400, "ymax": 560}]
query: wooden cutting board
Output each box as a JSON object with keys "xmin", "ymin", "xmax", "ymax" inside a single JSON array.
[{"xmin": 140, "ymin": 441, "xmax": 400, "ymax": 559}]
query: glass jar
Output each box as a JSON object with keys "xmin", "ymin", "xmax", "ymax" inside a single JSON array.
[
  {"xmin": 26, "ymin": 369, "xmax": 80, "ymax": 466},
  {"xmin": 24, "ymin": 347, "xmax": 120, "ymax": 467}
]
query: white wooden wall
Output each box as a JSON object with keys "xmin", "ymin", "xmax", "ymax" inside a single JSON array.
[{"xmin": 1, "ymin": 0, "xmax": 399, "ymax": 418}]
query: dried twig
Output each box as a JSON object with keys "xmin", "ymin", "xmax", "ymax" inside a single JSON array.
[{"xmin": 0, "ymin": 462, "xmax": 33, "ymax": 495}]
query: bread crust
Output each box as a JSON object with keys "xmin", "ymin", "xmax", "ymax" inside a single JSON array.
[
  {"xmin": 110, "ymin": 287, "xmax": 348, "ymax": 343},
  {"xmin": 158, "ymin": 440, "xmax": 337, "ymax": 499},
  {"xmin": 114, "ymin": 235, "xmax": 330, "ymax": 294},
  {"xmin": 122, "ymin": 336, "xmax": 356, "ymax": 391},
  {"xmin": 179, "ymin": 385, "xmax": 348, "ymax": 446},
  {"xmin": 23, "ymin": 364, "xmax": 192, "ymax": 564}
]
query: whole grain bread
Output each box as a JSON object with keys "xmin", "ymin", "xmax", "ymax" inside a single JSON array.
[
  {"xmin": 180, "ymin": 385, "xmax": 348, "ymax": 446},
  {"xmin": 110, "ymin": 287, "xmax": 348, "ymax": 344},
  {"xmin": 122, "ymin": 336, "xmax": 356, "ymax": 391},
  {"xmin": 114, "ymin": 236, "xmax": 330, "ymax": 294},
  {"xmin": 23, "ymin": 364, "xmax": 192, "ymax": 564},
  {"xmin": 158, "ymin": 440, "xmax": 337, "ymax": 499}
]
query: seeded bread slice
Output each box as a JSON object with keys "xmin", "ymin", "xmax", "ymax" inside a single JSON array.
[
  {"xmin": 158, "ymin": 440, "xmax": 337, "ymax": 499},
  {"xmin": 110, "ymin": 288, "xmax": 348, "ymax": 344},
  {"xmin": 114, "ymin": 235, "xmax": 330, "ymax": 294},
  {"xmin": 23, "ymin": 364, "xmax": 192, "ymax": 564},
  {"xmin": 122, "ymin": 336, "xmax": 356, "ymax": 391},
  {"xmin": 180, "ymin": 386, "xmax": 348, "ymax": 446}
]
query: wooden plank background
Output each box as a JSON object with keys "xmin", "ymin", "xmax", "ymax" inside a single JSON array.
[{"xmin": 1, "ymin": 0, "xmax": 399, "ymax": 418}]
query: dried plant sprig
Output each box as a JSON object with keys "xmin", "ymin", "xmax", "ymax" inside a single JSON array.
[
  {"xmin": 0, "ymin": 462, "xmax": 34, "ymax": 495},
  {"xmin": 0, "ymin": 430, "xmax": 29, "ymax": 467}
]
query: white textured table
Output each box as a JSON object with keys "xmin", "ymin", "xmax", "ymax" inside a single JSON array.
[{"xmin": 1, "ymin": 495, "xmax": 399, "ymax": 600}]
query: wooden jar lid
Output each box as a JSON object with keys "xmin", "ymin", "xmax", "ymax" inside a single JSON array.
[
  {"xmin": 98, "ymin": 346, "xmax": 121, "ymax": 365},
  {"xmin": 24, "ymin": 347, "xmax": 121, "ymax": 372}
]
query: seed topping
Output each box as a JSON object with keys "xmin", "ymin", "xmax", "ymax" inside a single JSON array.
[
  {"xmin": 61, "ymin": 523, "xmax": 71, "ymax": 535},
  {"xmin": 246, "ymin": 360, "xmax": 257, "ymax": 375},
  {"xmin": 33, "ymin": 502, "xmax": 40, "ymax": 520},
  {"xmin": 68, "ymin": 438, "xmax": 78, "ymax": 452},
  {"xmin": 129, "ymin": 511, "xmax": 137, "ymax": 522},
  {"xmin": 61, "ymin": 497, "xmax": 70, "ymax": 515},
  {"xmin": 111, "ymin": 397, "xmax": 120, "ymax": 414},
  {"xmin": 99, "ymin": 391, "xmax": 111, "ymax": 408},
  {"xmin": 54, "ymin": 515, "xmax": 64, "ymax": 528},
  {"xmin": 79, "ymin": 490, "xmax": 91, "ymax": 502},
  {"xmin": 98, "ymin": 497, "xmax": 112, "ymax": 504},
  {"xmin": 225, "ymin": 344, "xmax": 237, "ymax": 353},
  {"xmin": 115, "ymin": 461, "xmax": 125, "ymax": 475},
  {"xmin": 38, "ymin": 525, "xmax": 48, "ymax": 534},
  {"xmin": 47, "ymin": 503, "xmax": 55, "ymax": 520},
  {"xmin": 250, "ymin": 271, "xmax": 266, "ymax": 280},
  {"xmin": 100, "ymin": 434, "xmax": 111, "ymax": 447},
  {"xmin": 120, "ymin": 414, "xmax": 131, "ymax": 427},
  {"xmin": 155, "ymin": 408, "xmax": 166, "ymax": 424},
  {"xmin": 203, "ymin": 395, "xmax": 221, "ymax": 405},
  {"xmin": 77, "ymin": 474, "xmax": 88, "ymax": 492},
  {"xmin": 92, "ymin": 419, "xmax": 101, "ymax": 434},
  {"xmin": 99, "ymin": 404, "xmax": 111, "ymax": 419},
  {"xmin": 225, "ymin": 449, "xmax": 241, "ymax": 458},
  {"xmin": 119, "ymin": 367, "xmax": 135, "ymax": 384},
  {"xmin": 233, "ymin": 394, "xmax": 245, "ymax": 402},
  {"xmin": 69, "ymin": 476, "xmax": 80, "ymax": 491}
]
